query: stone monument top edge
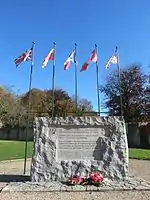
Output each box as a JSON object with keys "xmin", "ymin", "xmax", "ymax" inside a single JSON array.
[{"xmin": 34, "ymin": 116, "xmax": 125, "ymax": 128}]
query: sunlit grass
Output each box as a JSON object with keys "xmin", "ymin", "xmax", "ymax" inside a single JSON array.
[{"xmin": 0, "ymin": 140, "xmax": 33, "ymax": 161}]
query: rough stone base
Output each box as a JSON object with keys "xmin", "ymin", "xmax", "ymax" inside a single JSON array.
[
  {"xmin": 31, "ymin": 116, "xmax": 129, "ymax": 182},
  {"xmin": 2, "ymin": 176, "xmax": 150, "ymax": 192}
]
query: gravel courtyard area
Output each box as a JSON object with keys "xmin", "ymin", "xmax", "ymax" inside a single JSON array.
[
  {"xmin": 0, "ymin": 159, "xmax": 150, "ymax": 200},
  {"xmin": 0, "ymin": 158, "xmax": 31, "ymax": 175},
  {"xmin": 1, "ymin": 191, "xmax": 150, "ymax": 200}
]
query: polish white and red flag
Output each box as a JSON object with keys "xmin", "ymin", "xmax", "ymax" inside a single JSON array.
[
  {"xmin": 42, "ymin": 48, "xmax": 55, "ymax": 68},
  {"xmin": 14, "ymin": 48, "xmax": 32, "ymax": 67},
  {"xmin": 64, "ymin": 51, "xmax": 75, "ymax": 70},
  {"xmin": 80, "ymin": 49, "xmax": 98, "ymax": 72}
]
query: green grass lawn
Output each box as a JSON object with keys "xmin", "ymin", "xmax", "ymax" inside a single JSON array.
[
  {"xmin": 129, "ymin": 148, "xmax": 150, "ymax": 160},
  {"xmin": 0, "ymin": 140, "xmax": 33, "ymax": 161},
  {"xmin": 0, "ymin": 140, "xmax": 150, "ymax": 161}
]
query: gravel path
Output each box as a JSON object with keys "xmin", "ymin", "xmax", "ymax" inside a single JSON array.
[
  {"xmin": 0, "ymin": 159, "xmax": 31, "ymax": 175},
  {"xmin": 129, "ymin": 159, "xmax": 150, "ymax": 182},
  {"xmin": 0, "ymin": 159, "xmax": 150, "ymax": 200},
  {"xmin": 1, "ymin": 191, "xmax": 150, "ymax": 200}
]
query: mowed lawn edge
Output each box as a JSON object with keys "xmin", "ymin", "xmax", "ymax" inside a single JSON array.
[
  {"xmin": 0, "ymin": 140, "xmax": 150, "ymax": 161},
  {"xmin": 0, "ymin": 140, "xmax": 33, "ymax": 161},
  {"xmin": 129, "ymin": 148, "xmax": 150, "ymax": 160}
]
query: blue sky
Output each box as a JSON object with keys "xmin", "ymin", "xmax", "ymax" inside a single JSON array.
[{"xmin": 0, "ymin": 0, "xmax": 150, "ymax": 112}]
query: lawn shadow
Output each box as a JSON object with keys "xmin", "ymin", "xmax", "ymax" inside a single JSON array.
[{"xmin": 0, "ymin": 174, "xmax": 30, "ymax": 182}]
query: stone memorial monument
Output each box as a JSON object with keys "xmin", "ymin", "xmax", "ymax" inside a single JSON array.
[{"xmin": 30, "ymin": 116, "xmax": 128, "ymax": 182}]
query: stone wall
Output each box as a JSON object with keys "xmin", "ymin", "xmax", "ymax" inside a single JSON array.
[
  {"xmin": 0, "ymin": 122, "xmax": 149, "ymax": 150},
  {"xmin": 30, "ymin": 116, "xmax": 129, "ymax": 182},
  {"xmin": 127, "ymin": 122, "xmax": 150, "ymax": 148},
  {"xmin": 0, "ymin": 127, "xmax": 33, "ymax": 141}
]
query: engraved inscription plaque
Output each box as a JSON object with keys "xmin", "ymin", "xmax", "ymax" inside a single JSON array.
[{"xmin": 57, "ymin": 128, "xmax": 100, "ymax": 160}]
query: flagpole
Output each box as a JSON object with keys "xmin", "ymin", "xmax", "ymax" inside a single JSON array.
[
  {"xmin": 52, "ymin": 42, "xmax": 56, "ymax": 120},
  {"xmin": 74, "ymin": 43, "xmax": 78, "ymax": 115},
  {"xmin": 116, "ymin": 46, "xmax": 123, "ymax": 116},
  {"xmin": 23, "ymin": 41, "xmax": 35, "ymax": 174},
  {"xmin": 95, "ymin": 44, "xmax": 101, "ymax": 116}
]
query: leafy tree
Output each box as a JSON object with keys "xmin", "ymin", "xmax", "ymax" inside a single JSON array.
[
  {"xmin": 143, "ymin": 75, "xmax": 150, "ymax": 119},
  {"xmin": 20, "ymin": 88, "xmax": 94, "ymax": 117},
  {"xmin": 54, "ymin": 99, "xmax": 75, "ymax": 117},
  {"xmin": 20, "ymin": 88, "xmax": 73, "ymax": 116},
  {"xmin": 71, "ymin": 96, "xmax": 95, "ymax": 116},
  {"xmin": 20, "ymin": 88, "xmax": 48, "ymax": 115},
  {"xmin": 45, "ymin": 89, "xmax": 73, "ymax": 116},
  {"xmin": 100, "ymin": 64, "xmax": 148, "ymax": 122},
  {"xmin": 0, "ymin": 85, "xmax": 94, "ymax": 128},
  {"xmin": 77, "ymin": 98, "xmax": 93, "ymax": 112},
  {"xmin": 0, "ymin": 86, "xmax": 26, "ymax": 127},
  {"xmin": 46, "ymin": 88, "xmax": 71, "ymax": 101}
]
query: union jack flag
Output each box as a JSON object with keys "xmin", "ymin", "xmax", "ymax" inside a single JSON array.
[{"xmin": 14, "ymin": 48, "xmax": 33, "ymax": 67}]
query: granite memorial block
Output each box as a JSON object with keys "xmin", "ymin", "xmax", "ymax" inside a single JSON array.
[{"xmin": 30, "ymin": 116, "xmax": 128, "ymax": 182}]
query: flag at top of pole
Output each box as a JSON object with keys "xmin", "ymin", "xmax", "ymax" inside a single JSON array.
[
  {"xmin": 41, "ymin": 48, "xmax": 55, "ymax": 68},
  {"xmin": 105, "ymin": 46, "xmax": 123, "ymax": 116},
  {"xmin": 105, "ymin": 47, "xmax": 118, "ymax": 69},
  {"xmin": 41, "ymin": 42, "xmax": 56, "ymax": 119},
  {"xmin": 80, "ymin": 49, "xmax": 98, "ymax": 72},
  {"xmin": 18, "ymin": 42, "xmax": 36, "ymax": 175},
  {"xmin": 14, "ymin": 47, "xmax": 33, "ymax": 67},
  {"xmin": 80, "ymin": 44, "xmax": 100, "ymax": 116},
  {"xmin": 64, "ymin": 44, "xmax": 78, "ymax": 115},
  {"xmin": 64, "ymin": 51, "xmax": 76, "ymax": 70}
]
